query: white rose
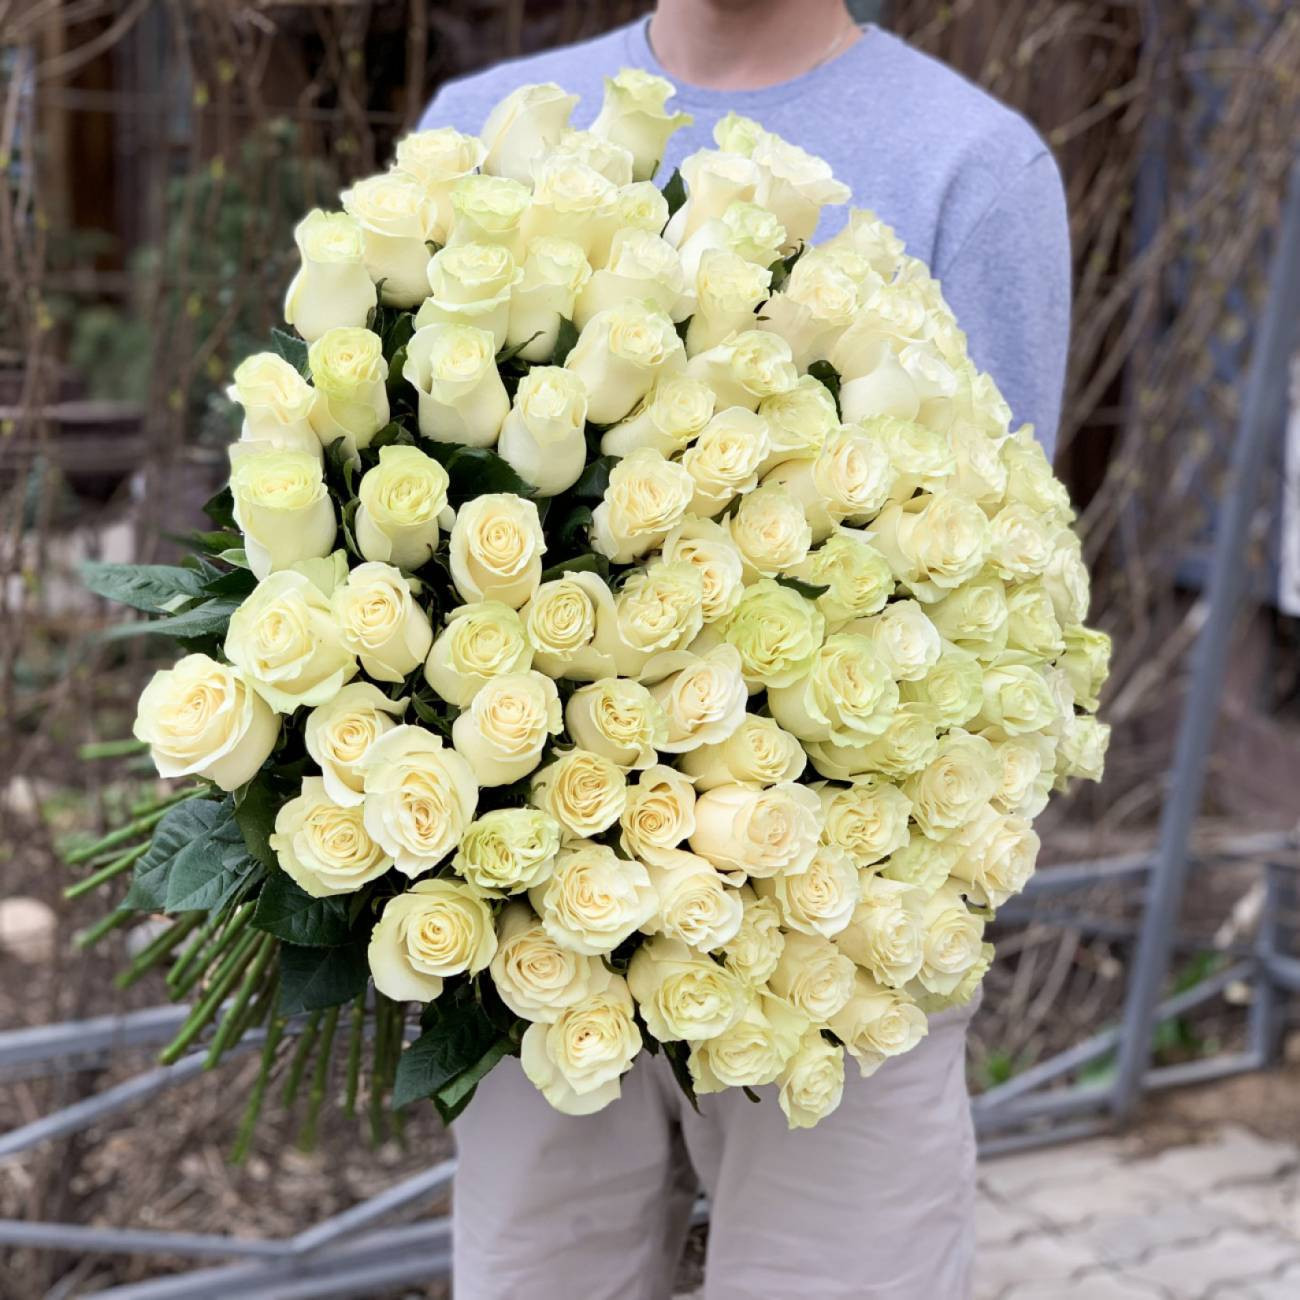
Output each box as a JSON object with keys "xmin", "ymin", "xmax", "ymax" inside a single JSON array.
[
  {"xmin": 133, "ymin": 653, "xmax": 278, "ymax": 792},
  {"xmin": 270, "ymin": 776, "xmax": 391, "ymax": 897},
  {"xmin": 590, "ymin": 448, "xmax": 694, "ymax": 564},
  {"xmin": 778, "ymin": 1031, "xmax": 846, "ymax": 1129},
  {"xmin": 506, "ymin": 237, "xmax": 592, "ymax": 362},
  {"xmin": 598, "ymin": 561, "xmax": 704, "ymax": 678},
  {"xmin": 766, "ymin": 632, "xmax": 898, "ymax": 746},
  {"xmin": 601, "ymin": 375, "xmax": 715, "ymax": 459},
  {"xmin": 619, "ymin": 764, "xmax": 697, "ymax": 864},
  {"xmin": 664, "ymin": 148, "xmax": 760, "ymax": 247},
  {"xmin": 392, "ymin": 126, "xmax": 486, "ymax": 237},
  {"xmin": 676, "ymin": 199, "xmax": 787, "ymax": 284},
  {"xmin": 359, "ymin": 725, "xmax": 478, "ymax": 875},
  {"xmin": 686, "ymin": 248, "xmax": 772, "ymax": 355},
  {"xmin": 649, "ymin": 644, "xmax": 748, "ymax": 753},
  {"xmin": 678, "ymin": 713, "xmax": 806, "ymax": 791},
  {"xmin": 340, "ymin": 172, "xmax": 437, "ymax": 307},
  {"xmin": 521, "ymin": 570, "xmax": 618, "ymax": 681},
  {"xmin": 575, "ymin": 228, "xmax": 686, "ymax": 328},
  {"xmin": 565, "ymin": 300, "xmax": 685, "ymax": 425},
  {"xmin": 1003, "ymin": 427, "xmax": 1072, "ymax": 523},
  {"xmin": 685, "ymin": 329, "xmax": 798, "ymax": 412},
  {"xmin": 283, "ymin": 210, "xmax": 378, "ymax": 344},
  {"xmin": 805, "ymin": 703, "xmax": 940, "ymax": 783},
  {"xmin": 590, "ymin": 68, "xmax": 692, "ymax": 181},
  {"xmin": 228, "ymin": 352, "xmax": 319, "ymax": 458},
  {"xmin": 449, "ymin": 493, "xmax": 546, "ymax": 608},
  {"xmin": 565, "ymin": 677, "xmax": 667, "ymax": 769},
  {"xmin": 644, "ymin": 848, "xmax": 744, "ymax": 951},
  {"xmin": 224, "ymin": 569, "xmax": 357, "ymax": 714},
  {"xmin": 1005, "ymin": 582, "xmax": 1066, "ymax": 659},
  {"xmin": 615, "ymin": 180, "xmax": 671, "ymax": 237},
  {"xmin": 879, "ymin": 830, "xmax": 960, "ymax": 896},
  {"xmin": 688, "ymin": 992, "xmax": 807, "ymax": 1093},
  {"xmin": 755, "ymin": 374, "xmax": 839, "ymax": 471},
  {"xmin": 787, "ymin": 528, "xmax": 895, "ymax": 627},
  {"xmin": 497, "ymin": 365, "xmax": 588, "ymax": 496},
  {"xmin": 659, "ymin": 517, "xmax": 746, "ymax": 623},
  {"xmin": 303, "ymin": 682, "xmax": 406, "ymax": 807},
  {"xmin": 754, "ymin": 843, "xmax": 859, "ymax": 939},
  {"xmin": 767, "ymin": 930, "xmax": 855, "ymax": 1022},
  {"xmin": 904, "ymin": 728, "xmax": 997, "ymax": 838},
  {"xmin": 451, "ymin": 669, "xmax": 562, "ymax": 786},
  {"xmin": 720, "ymin": 579, "xmax": 825, "ymax": 689},
  {"xmin": 331, "ymin": 561, "xmax": 433, "ymax": 683},
  {"xmin": 556, "ymin": 128, "xmax": 635, "ymax": 186},
  {"xmin": 524, "ymin": 151, "xmax": 620, "ymax": 257},
  {"xmin": 985, "ymin": 727, "xmax": 1057, "ymax": 819},
  {"xmin": 715, "ymin": 888, "xmax": 785, "ymax": 984},
  {"xmin": 750, "ymin": 130, "xmax": 850, "ymax": 248},
  {"xmin": 926, "ymin": 575, "xmax": 1010, "ymax": 658},
  {"xmin": 763, "ymin": 425, "xmax": 895, "ymax": 542},
  {"xmin": 530, "ymin": 842, "xmax": 657, "ymax": 955},
  {"xmin": 974, "ymin": 660, "xmax": 1060, "ymax": 736},
  {"xmin": 481, "ymin": 82, "xmax": 579, "ymax": 183},
  {"xmin": 898, "ymin": 645, "xmax": 984, "ymax": 728},
  {"xmin": 817, "ymin": 775, "xmax": 912, "ymax": 870},
  {"xmin": 425, "ymin": 600, "xmax": 532, "ymax": 706},
  {"xmin": 404, "ymin": 322, "xmax": 510, "ymax": 448},
  {"xmin": 1058, "ymin": 715, "xmax": 1109, "ymax": 785},
  {"xmin": 947, "ymin": 804, "xmax": 1039, "ymax": 909},
  {"xmin": 870, "ymin": 493, "xmax": 991, "ymax": 603},
  {"xmin": 824, "ymin": 208, "xmax": 905, "ymax": 279},
  {"xmin": 848, "ymin": 599, "xmax": 942, "ymax": 682},
  {"xmin": 830, "ymin": 972, "xmax": 928, "ymax": 1077},
  {"xmin": 727, "ymin": 482, "xmax": 812, "ymax": 579},
  {"xmin": 447, "ymin": 173, "xmax": 531, "ymax": 258},
  {"xmin": 917, "ymin": 881, "xmax": 986, "ymax": 996},
  {"xmin": 1042, "ymin": 537, "xmax": 1092, "ymax": 627},
  {"xmin": 520, "ymin": 968, "xmax": 642, "ymax": 1115},
  {"xmin": 416, "ymin": 241, "xmax": 522, "ymax": 348},
  {"xmin": 490, "ymin": 902, "xmax": 601, "ymax": 1022},
  {"xmin": 532, "ymin": 747, "xmax": 628, "ymax": 839},
  {"xmin": 627, "ymin": 934, "xmax": 749, "ymax": 1041},
  {"xmin": 760, "ymin": 250, "xmax": 861, "ymax": 367},
  {"xmin": 306, "ymin": 327, "xmax": 389, "ymax": 459},
  {"xmin": 988, "ymin": 503, "xmax": 1055, "ymax": 582},
  {"xmin": 1059, "ymin": 624, "xmax": 1111, "ymax": 714},
  {"xmin": 681, "ymin": 407, "xmax": 770, "ymax": 515},
  {"xmin": 355, "ymin": 445, "xmax": 451, "ymax": 572},
  {"xmin": 690, "ymin": 780, "xmax": 822, "ymax": 878},
  {"xmin": 367, "ymin": 878, "xmax": 496, "ymax": 1001},
  {"xmin": 454, "ymin": 809, "xmax": 562, "ymax": 896},
  {"xmin": 228, "ymin": 445, "xmax": 336, "ymax": 581},
  {"xmin": 834, "ymin": 874, "xmax": 926, "ymax": 988}
]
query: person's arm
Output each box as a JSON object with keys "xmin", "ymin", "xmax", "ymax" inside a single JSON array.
[{"xmin": 936, "ymin": 151, "xmax": 1071, "ymax": 461}]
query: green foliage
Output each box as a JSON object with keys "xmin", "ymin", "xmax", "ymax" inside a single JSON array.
[
  {"xmin": 81, "ymin": 562, "xmax": 209, "ymax": 613},
  {"xmin": 252, "ymin": 872, "xmax": 353, "ymax": 947},
  {"xmin": 806, "ymin": 358, "xmax": 843, "ymax": 417},
  {"xmin": 774, "ymin": 573, "xmax": 830, "ymax": 600},
  {"xmin": 271, "ymin": 327, "xmax": 310, "ymax": 377},
  {"xmin": 278, "ymin": 939, "xmax": 370, "ymax": 1015},
  {"xmin": 661, "ymin": 168, "xmax": 687, "ymax": 220},
  {"xmin": 417, "ymin": 438, "xmax": 537, "ymax": 505}
]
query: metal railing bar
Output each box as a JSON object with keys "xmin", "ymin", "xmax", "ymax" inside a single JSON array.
[
  {"xmin": 0, "ymin": 1221, "xmax": 289, "ymax": 1261},
  {"xmin": 0, "ymin": 1005, "xmax": 193, "ymax": 1074},
  {"xmin": 1143, "ymin": 1050, "xmax": 1265, "ymax": 1091},
  {"xmin": 977, "ymin": 1117, "xmax": 1113, "ymax": 1159}
]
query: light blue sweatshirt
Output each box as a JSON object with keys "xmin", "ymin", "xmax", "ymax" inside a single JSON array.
[{"xmin": 420, "ymin": 21, "xmax": 1070, "ymax": 458}]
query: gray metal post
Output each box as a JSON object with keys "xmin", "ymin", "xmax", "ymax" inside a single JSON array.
[{"xmin": 1111, "ymin": 156, "xmax": 1300, "ymax": 1118}]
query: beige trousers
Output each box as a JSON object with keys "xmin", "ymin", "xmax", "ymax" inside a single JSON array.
[{"xmin": 451, "ymin": 1001, "xmax": 977, "ymax": 1300}]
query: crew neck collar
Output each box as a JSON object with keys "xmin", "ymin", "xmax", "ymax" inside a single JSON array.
[{"xmin": 624, "ymin": 17, "xmax": 878, "ymax": 109}]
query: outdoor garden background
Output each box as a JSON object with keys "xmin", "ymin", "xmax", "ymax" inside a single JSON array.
[{"xmin": 1, "ymin": 2, "xmax": 1298, "ymax": 1296}]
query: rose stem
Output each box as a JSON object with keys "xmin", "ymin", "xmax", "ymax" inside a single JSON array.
[
  {"xmin": 205, "ymin": 932, "xmax": 277, "ymax": 1069},
  {"xmin": 129, "ymin": 784, "xmax": 206, "ymax": 818},
  {"xmin": 167, "ymin": 904, "xmax": 252, "ymax": 998},
  {"xmin": 65, "ymin": 802, "xmax": 184, "ymax": 866},
  {"xmin": 368, "ymin": 994, "xmax": 394, "ymax": 1146},
  {"xmin": 78, "ymin": 738, "xmax": 149, "ymax": 760},
  {"xmin": 63, "ymin": 843, "xmax": 149, "ymax": 900},
  {"xmin": 75, "ymin": 908, "xmax": 133, "ymax": 951},
  {"xmin": 297, "ymin": 1004, "xmax": 340, "ymax": 1151},
  {"xmin": 114, "ymin": 912, "xmax": 203, "ymax": 988},
  {"xmin": 280, "ymin": 1011, "xmax": 322, "ymax": 1110},
  {"xmin": 231, "ymin": 1014, "xmax": 286, "ymax": 1165},
  {"xmin": 159, "ymin": 926, "xmax": 261, "ymax": 1065},
  {"xmin": 344, "ymin": 991, "xmax": 366, "ymax": 1118}
]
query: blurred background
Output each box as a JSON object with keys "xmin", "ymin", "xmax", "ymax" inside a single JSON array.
[{"xmin": 2, "ymin": 2, "xmax": 1299, "ymax": 1297}]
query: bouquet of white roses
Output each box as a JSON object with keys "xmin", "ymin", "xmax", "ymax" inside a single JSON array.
[{"xmin": 79, "ymin": 69, "xmax": 1109, "ymax": 1137}]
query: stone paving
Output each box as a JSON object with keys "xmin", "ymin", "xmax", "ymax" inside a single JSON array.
[{"xmin": 976, "ymin": 1125, "xmax": 1300, "ymax": 1299}]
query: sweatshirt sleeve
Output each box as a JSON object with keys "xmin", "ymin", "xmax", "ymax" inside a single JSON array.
[{"xmin": 935, "ymin": 151, "xmax": 1072, "ymax": 462}]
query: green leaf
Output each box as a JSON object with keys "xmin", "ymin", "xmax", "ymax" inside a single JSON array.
[
  {"xmin": 539, "ymin": 551, "xmax": 609, "ymax": 584},
  {"xmin": 81, "ymin": 562, "xmax": 207, "ymax": 613},
  {"xmin": 201, "ymin": 566, "xmax": 257, "ymax": 600},
  {"xmin": 368, "ymin": 421, "xmax": 412, "ymax": 452},
  {"xmin": 660, "ymin": 167, "xmax": 687, "ymax": 221},
  {"xmin": 233, "ymin": 775, "xmax": 279, "ymax": 871},
  {"xmin": 180, "ymin": 529, "xmax": 243, "ymax": 556},
  {"xmin": 162, "ymin": 798, "xmax": 263, "ymax": 913},
  {"xmin": 392, "ymin": 1004, "xmax": 512, "ymax": 1115},
  {"xmin": 774, "ymin": 573, "xmax": 830, "ymax": 600},
  {"xmin": 806, "ymin": 359, "xmax": 842, "ymax": 417},
  {"xmin": 102, "ymin": 598, "xmax": 240, "ymax": 642},
  {"xmin": 661, "ymin": 1040, "xmax": 701, "ymax": 1114},
  {"xmin": 570, "ymin": 455, "xmax": 614, "ymax": 502},
  {"xmin": 553, "ymin": 504, "xmax": 594, "ymax": 557},
  {"xmin": 279, "ymin": 939, "xmax": 370, "ymax": 1015},
  {"xmin": 271, "ymin": 327, "xmax": 310, "ymax": 377},
  {"xmin": 203, "ymin": 486, "xmax": 237, "ymax": 531},
  {"xmin": 496, "ymin": 332, "xmax": 542, "ymax": 366},
  {"xmin": 379, "ymin": 308, "xmax": 416, "ymax": 360},
  {"xmin": 767, "ymin": 242, "xmax": 806, "ymax": 294},
  {"xmin": 418, "ymin": 441, "xmax": 537, "ymax": 503},
  {"xmin": 121, "ymin": 796, "xmax": 212, "ymax": 910},
  {"xmin": 252, "ymin": 871, "xmax": 353, "ymax": 947},
  {"xmin": 550, "ymin": 316, "xmax": 579, "ymax": 366}
]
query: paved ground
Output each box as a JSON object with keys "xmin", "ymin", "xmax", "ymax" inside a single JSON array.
[{"xmin": 976, "ymin": 1124, "xmax": 1300, "ymax": 1299}]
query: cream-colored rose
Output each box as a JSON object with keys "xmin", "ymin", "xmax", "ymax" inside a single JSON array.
[
  {"xmin": 331, "ymin": 561, "xmax": 433, "ymax": 683},
  {"xmin": 284, "ymin": 210, "xmax": 378, "ymax": 344},
  {"xmin": 805, "ymin": 703, "xmax": 940, "ymax": 783},
  {"xmin": 755, "ymin": 843, "xmax": 859, "ymax": 939},
  {"xmin": 830, "ymin": 972, "xmax": 928, "ymax": 1077},
  {"xmin": 628, "ymin": 934, "xmax": 749, "ymax": 1041},
  {"xmin": 727, "ymin": 482, "xmax": 812, "ymax": 579},
  {"xmin": 852, "ymin": 416, "xmax": 953, "ymax": 501},
  {"xmin": 848, "ymin": 599, "xmax": 942, "ymax": 682},
  {"xmin": 987, "ymin": 503, "xmax": 1054, "ymax": 581},
  {"xmin": 678, "ymin": 713, "xmax": 806, "ymax": 791},
  {"xmin": 1002, "ymin": 427, "xmax": 1073, "ymax": 523},
  {"xmin": 760, "ymin": 250, "xmax": 861, "ymax": 367},
  {"xmin": 984, "ymin": 727, "xmax": 1057, "ymax": 819},
  {"xmin": 898, "ymin": 645, "xmax": 984, "ymax": 728},
  {"xmin": 270, "ymin": 776, "xmax": 391, "ymax": 897},
  {"xmin": 359, "ymin": 725, "xmax": 478, "ymax": 875},
  {"xmin": 664, "ymin": 148, "xmax": 760, "ymax": 248},
  {"xmin": 404, "ymin": 323, "xmax": 510, "ymax": 448},
  {"xmin": 756, "ymin": 375, "xmax": 839, "ymax": 471},
  {"xmin": 446, "ymin": 174, "xmax": 530, "ymax": 257},
  {"xmin": 619, "ymin": 765, "xmax": 697, "ymax": 864},
  {"xmin": 451, "ymin": 669, "xmax": 562, "ymax": 786},
  {"xmin": 303, "ymin": 681, "xmax": 406, "ymax": 807},
  {"xmin": 425, "ymin": 600, "xmax": 532, "ymax": 706},
  {"xmin": 767, "ymin": 930, "xmax": 856, "ymax": 1022},
  {"xmin": 650, "ymin": 644, "xmax": 748, "ymax": 753},
  {"xmin": 721, "ymin": 579, "xmax": 825, "ymax": 689},
  {"xmin": 392, "ymin": 126, "xmax": 486, "ymax": 236},
  {"xmin": 974, "ymin": 659, "xmax": 1060, "ymax": 736},
  {"xmin": 764, "ymin": 427, "xmax": 894, "ymax": 544},
  {"xmin": 490, "ymin": 902, "xmax": 601, "ymax": 1022},
  {"xmin": 681, "ymin": 407, "xmax": 770, "ymax": 515},
  {"xmin": 521, "ymin": 570, "xmax": 618, "ymax": 681},
  {"xmin": 449, "ymin": 492, "xmax": 546, "ymax": 608},
  {"xmin": 644, "ymin": 848, "xmax": 744, "ymax": 951},
  {"xmin": 355, "ymin": 445, "xmax": 451, "ymax": 572},
  {"xmin": 557, "ymin": 128, "xmax": 635, "ymax": 186},
  {"xmin": 597, "ymin": 561, "xmax": 705, "ymax": 678},
  {"xmin": 589, "ymin": 69, "xmax": 691, "ymax": 181},
  {"xmin": 824, "ymin": 208, "xmax": 905, "ymax": 279},
  {"xmin": 497, "ymin": 366, "xmax": 588, "ymax": 497},
  {"xmin": 689, "ymin": 991, "xmax": 807, "ymax": 1093},
  {"xmin": 416, "ymin": 241, "xmax": 522, "ymax": 348},
  {"xmin": 915, "ymin": 941, "xmax": 993, "ymax": 1015},
  {"xmin": 690, "ymin": 780, "xmax": 822, "ymax": 878},
  {"xmin": 1042, "ymin": 536, "xmax": 1092, "ymax": 628},
  {"xmin": 879, "ymin": 830, "xmax": 960, "ymax": 896},
  {"xmin": 228, "ymin": 353, "xmax": 319, "ymax": 457},
  {"xmin": 946, "ymin": 418, "xmax": 1009, "ymax": 503},
  {"xmin": 506, "ymin": 237, "xmax": 591, "ymax": 362},
  {"xmin": 787, "ymin": 528, "xmax": 895, "ymax": 627},
  {"xmin": 615, "ymin": 181, "xmax": 671, "ymax": 238},
  {"xmin": 601, "ymin": 375, "xmax": 716, "ymax": 458},
  {"xmin": 917, "ymin": 881, "xmax": 986, "ymax": 996},
  {"xmin": 530, "ymin": 842, "xmax": 657, "ymax": 956},
  {"xmin": 306, "ymin": 327, "xmax": 389, "ymax": 459},
  {"xmin": 817, "ymin": 775, "xmax": 912, "ymax": 870},
  {"xmin": 658, "ymin": 517, "xmax": 745, "ymax": 624},
  {"xmin": 715, "ymin": 888, "xmax": 785, "ymax": 983},
  {"xmin": 767, "ymin": 632, "xmax": 898, "ymax": 747},
  {"xmin": 750, "ymin": 130, "xmax": 850, "ymax": 248},
  {"xmin": 686, "ymin": 248, "xmax": 772, "ymax": 354},
  {"xmin": 904, "ymin": 728, "xmax": 997, "ymax": 838},
  {"xmin": 834, "ymin": 874, "xmax": 926, "ymax": 988},
  {"xmin": 340, "ymin": 172, "xmax": 437, "ymax": 307},
  {"xmin": 454, "ymin": 809, "xmax": 562, "ymax": 896},
  {"xmin": 532, "ymin": 747, "xmax": 628, "ymax": 839},
  {"xmin": 367, "ymin": 878, "xmax": 496, "ymax": 1001},
  {"xmin": 565, "ymin": 300, "xmax": 685, "ymax": 425},
  {"xmin": 575, "ymin": 228, "xmax": 686, "ymax": 328},
  {"xmin": 520, "ymin": 967, "xmax": 642, "ymax": 1115},
  {"xmin": 565, "ymin": 678, "xmax": 667, "ymax": 769},
  {"xmin": 590, "ymin": 448, "xmax": 695, "ymax": 564},
  {"xmin": 870, "ymin": 493, "xmax": 991, "ymax": 603},
  {"xmin": 224, "ymin": 569, "xmax": 357, "ymax": 713},
  {"xmin": 676, "ymin": 199, "xmax": 788, "ymax": 284},
  {"xmin": 685, "ymin": 330, "xmax": 798, "ymax": 412},
  {"xmin": 1057, "ymin": 715, "xmax": 1109, "ymax": 784},
  {"xmin": 1005, "ymin": 581, "xmax": 1066, "ymax": 659},
  {"xmin": 133, "ymin": 654, "xmax": 278, "ymax": 791},
  {"xmin": 926, "ymin": 575, "xmax": 1010, "ymax": 658},
  {"xmin": 524, "ymin": 151, "xmax": 619, "ymax": 256},
  {"xmin": 778, "ymin": 1031, "xmax": 846, "ymax": 1129},
  {"xmin": 480, "ymin": 81, "xmax": 579, "ymax": 184},
  {"xmin": 1059, "ymin": 624, "xmax": 1111, "ymax": 714},
  {"xmin": 710, "ymin": 111, "xmax": 764, "ymax": 156},
  {"xmin": 947, "ymin": 804, "xmax": 1039, "ymax": 909},
  {"xmin": 229, "ymin": 445, "xmax": 336, "ymax": 581}
]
